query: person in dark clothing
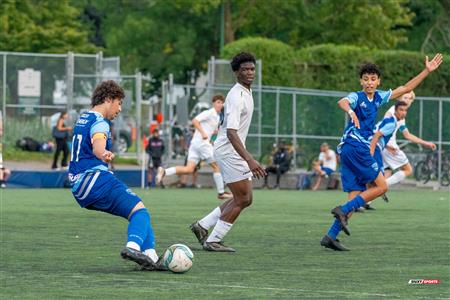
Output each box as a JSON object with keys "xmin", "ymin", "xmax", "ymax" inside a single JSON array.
[
  {"xmin": 264, "ymin": 141, "xmax": 291, "ymax": 189},
  {"xmin": 146, "ymin": 129, "xmax": 165, "ymax": 187},
  {"xmin": 52, "ymin": 111, "xmax": 72, "ymax": 170}
]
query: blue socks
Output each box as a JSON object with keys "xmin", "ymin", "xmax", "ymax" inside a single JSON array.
[
  {"xmin": 327, "ymin": 219, "xmax": 342, "ymax": 240},
  {"xmin": 340, "ymin": 195, "xmax": 366, "ymax": 214},
  {"xmin": 141, "ymin": 222, "xmax": 155, "ymax": 251},
  {"xmin": 127, "ymin": 208, "xmax": 150, "ymax": 249}
]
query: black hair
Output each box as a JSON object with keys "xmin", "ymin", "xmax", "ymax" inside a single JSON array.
[
  {"xmin": 230, "ymin": 52, "xmax": 256, "ymax": 72},
  {"xmin": 91, "ymin": 80, "xmax": 125, "ymax": 107},
  {"xmin": 359, "ymin": 63, "xmax": 381, "ymax": 78},
  {"xmin": 395, "ymin": 100, "xmax": 408, "ymax": 110}
]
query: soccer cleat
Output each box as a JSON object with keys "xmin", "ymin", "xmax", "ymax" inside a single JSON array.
[
  {"xmin": 364, "ymin": 204, "xmax": 376, "ymax": 210},
  {"xmin": 142, "ymin": 256, "xmax": 168, "ymax": 271},
  {"xmin": 320, "ymin": 235, "xmax": 350, "ymax": 251},
  {"xmin": 156, "ymin": 167, "xmax": 165, "ymax": 186},
  {"xmin": 120, "ymin": 247, "xmax": 158, "ymax": 270},
  {"xmin": 331, "ymin": 206, "xmax": 350, "ymax": 236},
  {"xmin": 203, "ymin": 241, "xmax": 236, "ymax": 252},
  {"xmin": 217, "ymin": 192, "xmax": 233, "ymax": 200},
  {"xmin": 190, "ymin": 221, "xmax": 209, "ymax": 245},
  {"xmin": 381, "ymin": 193, "xmax": 389, "ymax": 202}
]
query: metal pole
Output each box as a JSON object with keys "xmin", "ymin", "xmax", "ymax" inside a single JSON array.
[
  {"xmin": 66, "ymin": 52, "xmax": 74, "ymax": 112},
  {"xmin": 419, "ymin": 99, "xmax": 423, "ymax": 138},
  {"xmin": 161, "ymin": 80, "xmax": 168, "ymax": 162},
  {"xmin": 257, "ymin": 60, "xmax": 262, "ymax": 158},
  {"xmin": 136, "ymin": 72, "xmax": 142, "ymax": 160},
  {"xmin": 96, "ymin": 51, "xmax": 103, "ymax": 83},
  {"xmin": 275, "ymin": 88, "xmax": 280, "ymax": 144},
  {"xmin": 292, "ymin": 93, "xmax": 297, "ymax": 170},
  {"xmin": 2, "ymin": 54, "xmax": 6, "ymax": 124},
  {"xmin": 168, "ymin": 74, "xmax": 174, "ymax": 161},
  {"xmin": 438, "ymin": 100, "xmax": 442, "ymax": 188}
]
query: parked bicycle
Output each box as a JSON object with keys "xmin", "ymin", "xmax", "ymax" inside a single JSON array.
[{"xmin": 414, "ymin": 151, "xmax": 450, "ymax": 186}]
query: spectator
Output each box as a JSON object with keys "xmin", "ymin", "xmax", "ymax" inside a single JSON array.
[
  {"xmin": 312, "ymin": 142, "xmax": 337, "ymax": 190},
  {"xmin": 51, "ymin": 111, "xmax": 72, "ymax": 170},
  {"xmin": 146, "ymin": 129, "xmax": 165, "ymax": 187},
  {"xmin": 264, "ymin": 141, "xmax": 291, "ymax": 189},
  {"xmin": 0, "ymin": 167, "xmax": 11, "ymax": 188}
]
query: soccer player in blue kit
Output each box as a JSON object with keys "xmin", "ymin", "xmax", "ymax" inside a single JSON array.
[
  {"xmin": 69, "ymin": 80, "xmax": 166, "ymax": 270},
  {"xmin": 321, "ymin": 54, "xmax": 443, "ymax": 251}
]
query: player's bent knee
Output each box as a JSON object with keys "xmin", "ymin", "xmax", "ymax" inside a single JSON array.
[{"xmin": 128, "ymin": 201, "xmax": 146, "ymax": 219}]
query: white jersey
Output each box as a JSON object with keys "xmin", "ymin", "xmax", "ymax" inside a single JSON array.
[
  {"xmin": 319, "ymin": 149, "xmax": 337, "ymax": 171},
  {"xmin": 385, "ymin": 106, "xmax": 407, "ymax": 150},
  {"xmin": 191, "ymin": 107, "xmax": 220, "ymax": 145},
  {"xmin": 214, "ymin": 83, "xmax": 254, "ymax": 157}
]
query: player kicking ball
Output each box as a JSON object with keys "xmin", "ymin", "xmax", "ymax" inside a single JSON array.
[
  {"xmin": 321, "ymin": 54, "xmax": 443, "ymax": 251},
  {"xmin": 382, "ymin": 91, "xmax": 436, "ymax": 190},
  {"xmin": 69, "ymin": 80, "xmax": 166, "ymax": 270},
  {"xmin": 156, "ymin": 94, "xmax": 233, "ymax": 200},
  {"xmin": 190, "ymin": 52, "xmax": 266, "ymax": 252}
]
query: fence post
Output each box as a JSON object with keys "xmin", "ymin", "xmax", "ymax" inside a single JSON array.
[
  {"xmin": 438, "ymin": 99, "xmax": 442, "ymax": 188},
  {"xmin": 96, "ymin": 51, "xmax": 103, "ymax": 83},
  {"xmin": 275, "ymin": 88, "xmax": 280, "ymax": 145},
  {"xmin": 168, "ymin": 74, "xmax": 174, "ymax": 160},
  {"xmin": 257, "ymin": 60, "xmax": 263, "ymax": 158},
  {"xmin": 66, "ymin": 52, "xmax": 74, "ymax": 112},
  {"xmin": 136, "ymin": 72, "xmax": 142, "ymax": 160},
  {"xmin": 419, "ymin": 99, "xmax": 423, "ymax": 138},
  {"xmin": 292, "ymin": 93, "xmax": 297, "ymax": 170},
  {"xmin": 2, "ymin": 53, "xmax": 6, "ymax": 123}
]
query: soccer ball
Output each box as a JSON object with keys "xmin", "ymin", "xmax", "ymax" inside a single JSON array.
[{"xmin": 162, "ymin": 244, "xmax": 194, "ymax": 273}]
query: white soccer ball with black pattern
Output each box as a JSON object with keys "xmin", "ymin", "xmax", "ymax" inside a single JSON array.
[{"xmin": 162, "ymin": 244, "xmax": 194, "ymax": 273}]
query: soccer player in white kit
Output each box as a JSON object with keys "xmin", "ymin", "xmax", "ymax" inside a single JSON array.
[
  {"xmin": 156, "ymin": 94, "xmax": 232, "ymax": 200},
  {"xmin": 382, "ymin": 91, "xmax": 436, "ymax": 187},
  {"xmin": 189, "ymin": 52, "xmax": 267, "ymax": 252}
]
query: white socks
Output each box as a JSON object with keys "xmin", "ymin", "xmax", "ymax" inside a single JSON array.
[
  {"xmin": 199, "ymin": 207, "xmax": 221, "ymax": 230},
  {"xmin": 165, "ymin": 167, "xmax": 177, "ymax": 176},
  {"xmin": 213, "ymin": 172, "xmax": 225, "ymax": 194},
  {"xmin": 143, "ymin": 249, "xmax": 159, "ymax": 263},
  {"xmin": 386, "ymin": 171, "xmax": 406, "ymax": 186},
  {"xmin": 126, "ymin": 241, "xmax": 140, "ymax": 251},
  {"xmin": 206, "ymin": 219, "xmax": 233, "ymax": 243}
]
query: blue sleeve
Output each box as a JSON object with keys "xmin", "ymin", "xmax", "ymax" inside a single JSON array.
[
  {"xmin": 379, "ymin": 119, "xmax": 396, "ymax": 136},
  {"xmin": 90, "ymin": 119, "xmax": 110, "ymax": 138},
  {"xmin": 399, "ymin": 124, "xmax": 407, "ymax": 132},
  {"xmin": 344, "ymin": 92, "xmax": 358, "ymax": 109},
  {"xmin": 377, "ymin": 89, "xmax": 392, "ymax": 105}
]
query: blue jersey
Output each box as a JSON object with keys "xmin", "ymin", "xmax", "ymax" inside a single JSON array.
[
  {"xmin": 338, "ymin": 90, "xmax": 391, "ymax": 152},
  {"xmin": 372, "ymin": 116, "xmax": 397, "ymax": 151},
  {"xmin": 69, "ymin": 111, "xmax": 112, "ymax": 182}
]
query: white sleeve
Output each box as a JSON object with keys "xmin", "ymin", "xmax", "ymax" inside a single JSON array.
[
  {"xmin": 226, "ymin": 93, "xmax": 242, "ymax": 130},
  {"xmin": 194, "ymin": 109, "xmax": 212, "ymax": 123},
  {"xmin": 318, "ymin": 152, "xmax": 324, "ymax": 161}
]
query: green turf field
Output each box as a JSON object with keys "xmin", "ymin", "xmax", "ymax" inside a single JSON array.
[{"xmin": 1, "ymin": 188, "xmax": 449, "ymax": 299}]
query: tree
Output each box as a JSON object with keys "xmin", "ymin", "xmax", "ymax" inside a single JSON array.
[{"xmin": 0, "ymin": 0, "xmax": 97, "ymax": 53}]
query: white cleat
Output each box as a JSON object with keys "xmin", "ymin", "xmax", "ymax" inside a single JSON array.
[{"xmin": 156, "ymin": 167, "xmax": 165, "ymax": 185}]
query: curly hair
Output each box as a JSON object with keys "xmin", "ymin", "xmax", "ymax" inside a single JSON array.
[
  {"xmin": 230, "ymin": 52, "xmax": 256, "ymax": 72},
  {"xmin": 359, "ymin": 63, "xmax": 381, "ymax": 78},
  {"xmin": 91, "ymin": 80, "xmax": 125, "ymax": 107},
  {"xmin": 395, "ymin": 100, "xmax": 408, "ymax": 110}
]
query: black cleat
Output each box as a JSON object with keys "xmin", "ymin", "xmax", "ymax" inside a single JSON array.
[
  {"xmin": 190, "ymin": 221, "xmax": 209, "ymax": 245},
  {"xmin": 320, "ymin": 235, "xmax": 350, "ymax": 251},
  {"xmin": 381, "ymin": 193, "xmax": 389, "ymax": 202},
  {"xmin": 203, "ymin": 241, "xmax": 236, "ymax": 252},
  {"xmin": 120, "ymin": 247, "xmax": 158, "ymax": 270},
  {"xmin": 364, "ymin": 204, "xmax": 376, "ymax": 210},
  {"xmin": 141, "ymin": 256, "xmax": 168, "ymax": 271},
  {"xmin": 331, "ymin": 206, "xmax": 350, "ymax": 236}
]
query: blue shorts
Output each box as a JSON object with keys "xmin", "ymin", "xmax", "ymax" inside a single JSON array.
[
  {"xmin": 373, "ymin": 148, "xmax": 385, "ymax": 175},
  {"xmin": 321, "ymin": 166, "xmax": 334, "ymax": 176},
  {"xmin": 340, "ymin": 143, "xmax": 381, "ymax": 192},
  {"xmin": 72, "ymin": 170, "xmax": 141, "ymax": 219}
]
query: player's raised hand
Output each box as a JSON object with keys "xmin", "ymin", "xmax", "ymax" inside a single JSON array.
[
  {"xmin": 102, "ymin": 150, "xmax": 115, "ymax": 163},
  {"xmin": 425, "ymin": 53, "xmax": 443, "ymax": 73},
  {"xmin": 247, "ymin": 158, "xmax": 267, "ymax": 179}
]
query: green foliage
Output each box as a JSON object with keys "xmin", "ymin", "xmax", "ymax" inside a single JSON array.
[
  {"xmin": 221, "ymin": 37, "xmax": 296, "ymax": 86},
  {"xmin": 0, "ymin": 0, "xmax": 97, "ymax": 53}
]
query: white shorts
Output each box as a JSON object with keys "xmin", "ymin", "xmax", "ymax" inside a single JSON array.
[
  {"xmin": 382, "ymin": 148, "xmax": 409, "ymax": 170},
  {"xmin": 187, "ymin": 142, "xmax": 215, "ymax": 164},
  {"xmin": 215, "ymin": 152, "xmax": 252, "ymax": 184}
]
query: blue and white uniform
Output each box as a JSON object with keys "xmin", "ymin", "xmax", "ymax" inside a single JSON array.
[
  {"xmin": 382, "ymin": 105, "xmax": 409, "ymax": 170},
  {"xmin": 69, "ymin": 111, "xmax": 141, "ymax": 218},
  {"xmin": 338, "ymin": 89, "xmax": 392, "ymax": 192},
  {"xmin": 372, "ymin": 115, "xmax": 397, "ymax": 172}
]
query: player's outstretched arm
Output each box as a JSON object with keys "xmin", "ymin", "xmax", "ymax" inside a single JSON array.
[
  {"xmin": 370, "ymin": 131, "xmax": 383, "ymax": 156},
  {"xmin": 338, "ymin": 98, "xmax": 360, "ymax": 129},
  {"xmin": 390, "ymin": 53, "xmax": 443, "ymax": 100},
  {"xmin": 92, "ymin": 134, "xmax": 115, "ymax": 163},
  {"xmin": 402, "ymin": 129, "xmax": 436, "ymax": 150},
  {"xmin": 227, "ymin": 129, "xmax": 267, "ymax": 179}
]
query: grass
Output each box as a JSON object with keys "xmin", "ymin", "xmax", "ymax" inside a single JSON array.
[{"xmin": 1, "ymin": 188, "xmax": 449, "ymax": 299}]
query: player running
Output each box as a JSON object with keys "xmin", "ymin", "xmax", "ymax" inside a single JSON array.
[
  {"xmin": 321, "ymin": 54, "xmax": 443, "ymax": 251},
  {"xmin": 69, "ymin": 80, "xmax": 166, "ymax": 270},
  {"xmin": 156, "ymin": 94, "xmax": 233, "ymax": 200},
  {"xmin": 189, "ymin": 52, "xmax": 266, "ymax": 252},
  {"xmin": 382, "ymin": 91, "xmax": 436, "ymax": 188}
]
